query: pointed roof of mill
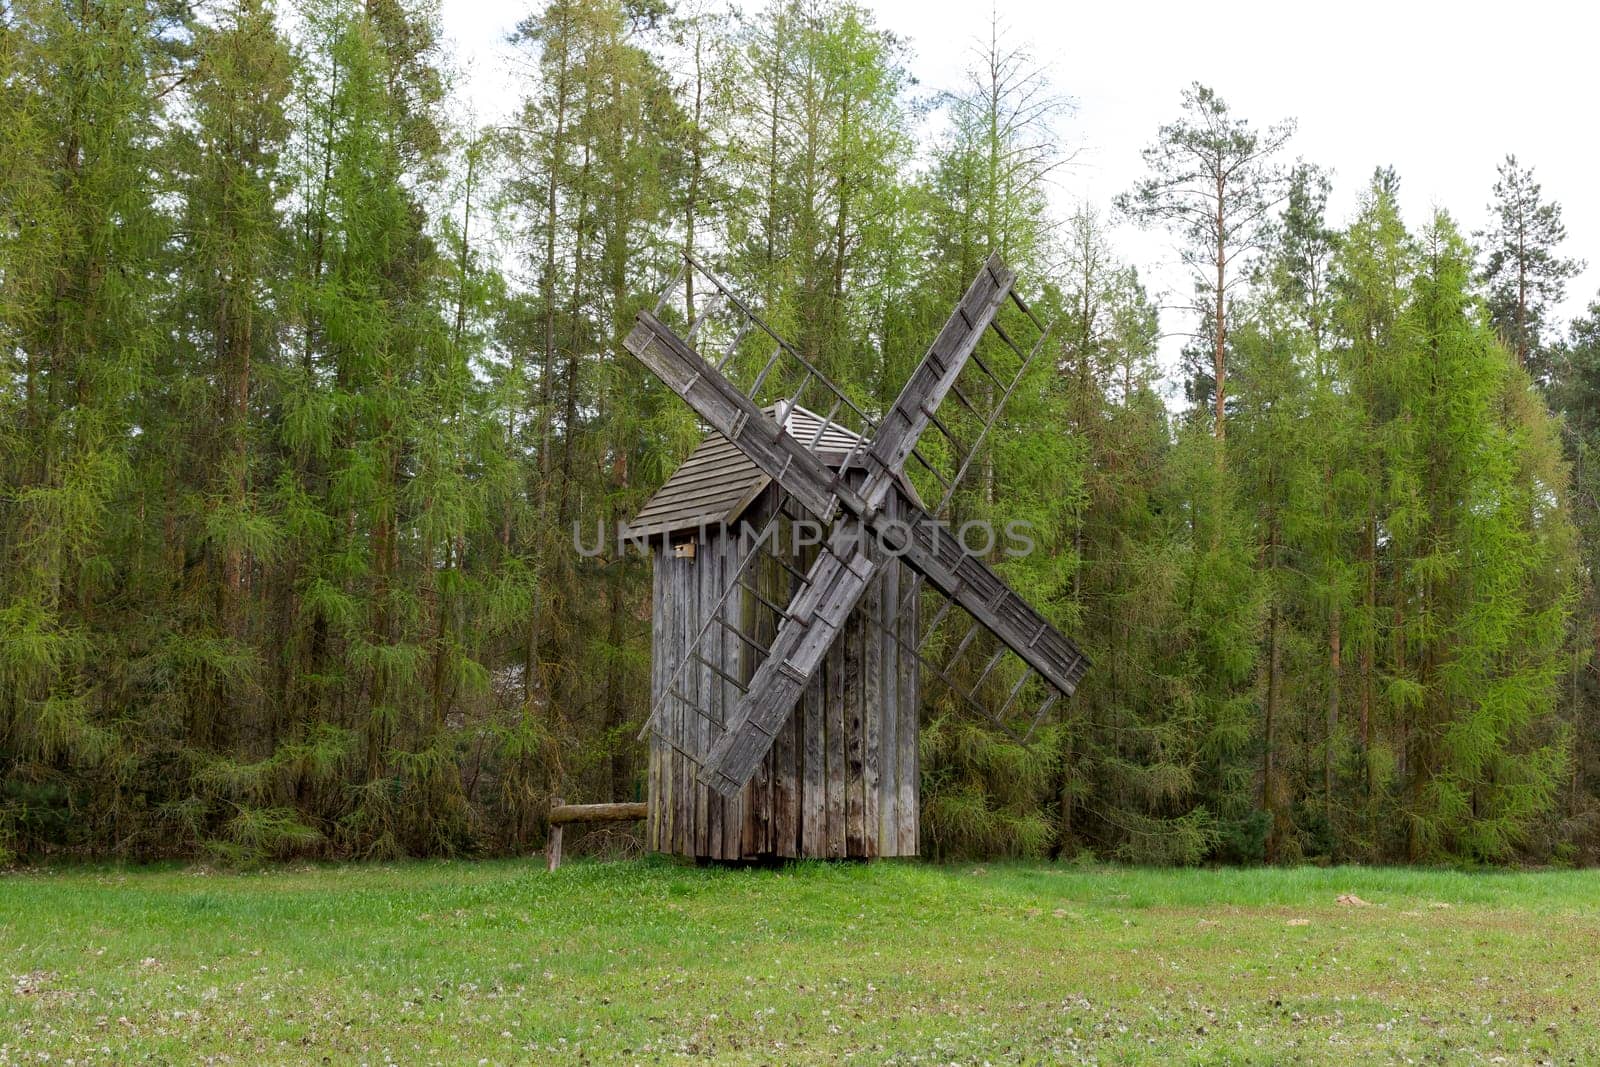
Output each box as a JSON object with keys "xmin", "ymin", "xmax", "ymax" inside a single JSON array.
[{"xmin": 630, "ymin": 404, "xmax": 871, "ymax": 539}]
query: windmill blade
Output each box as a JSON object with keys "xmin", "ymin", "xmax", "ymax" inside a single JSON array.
[
  {"xmin": 695, "ymin": 521, "xmax": 876, "ymax": 796},
  {"xmin": 885, "ymin": 501, "xmax": 1089, "ymax": 698},
  {"xmin": 854, "ymin": 254, "xmax": 1015, "ymax": 506},
  {"xmin": 625, "ymin": 311, "xmax": 852, "ymax": 524}
]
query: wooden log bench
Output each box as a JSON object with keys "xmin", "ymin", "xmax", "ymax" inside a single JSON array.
[{"xmin": 545, "ymin": 797, "xmax": 648, "ymax": 871}]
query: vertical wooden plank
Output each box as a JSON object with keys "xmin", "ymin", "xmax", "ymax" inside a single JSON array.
[
  {"xmin": 676, "ymin": 555, "xmax": 695, "ymax": 858},
  {"xmin": 706, "ymin": 532, "xmax": 725, "ymax": 861},
  {"xmin": 694, "ymin": 533, "xmax": 713, "ymax": 859},
  {"xmin": 661, "ymin": 553, "xmax": 679, "ymax": 855},
  {"xmin": 862, "ymin": 543, "xmax": 882, "ymax": 859},
  {"xmin": 665, "ymin": 555, "xmax": 680, "ymax": 856},
  {"xmin": 755, "ymin": 505, "xmax": 777, "ymax": 855},
  {"xmin": 801, "ymin": 662, "xmax": 826, "ymax": 855},
  {"xmin": 879, "ymin": 550, "xmax": 900, "ymax": 858},
  {"xmin": 800, "ymin": 531, "xmax": 824, "ymax": 858},
  {"xmin": 773, "ymin": 522, "xmax": 799, "ymax": 858},
  {"xmin": 825, "ymin": 607, "xmax": 847, "ymax": 858},
  {"xmin": 741, "ymin": 492, "xmax": 771, "ymax": 859},
  {"xmin": 844, "ymin": 583, "xmax": 865, "ymax": 858},
  {"xmin": 773, "ymin": 701, "xmax": 797, "ymax": 856},
  {"xmin": 897, "ymin": 549, "xmax": 919, "ymax": 854},
  {"xmin": 722, "ymin": 532, "xmax": 743, "ymax": 859},
  {"xmin": 649, "ymin": 551, "xmax": 664, "ymax": 853}
]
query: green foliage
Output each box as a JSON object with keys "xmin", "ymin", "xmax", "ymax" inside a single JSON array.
[
  {"xmin": 1478, "ymin": 154, "xmax": 1585, "ymax": 376},
  {"xmin": 0, "ymin": 0, "xmax": 1590, "ymax": 867}
]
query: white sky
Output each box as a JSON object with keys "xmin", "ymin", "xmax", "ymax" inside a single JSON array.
[{"xmin": 439, "ymin": 0, "xmax": 1600, "ymax": 380}]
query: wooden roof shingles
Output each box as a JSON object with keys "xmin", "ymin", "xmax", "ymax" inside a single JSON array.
[{"xmin": 629, "ymin": 404, "xmax": 867, "ymax": 539}]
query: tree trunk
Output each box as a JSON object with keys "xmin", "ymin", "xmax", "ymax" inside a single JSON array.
[{"xmin": 1213, "ymin": 175, "xmax": 1227, "ymax": 440}]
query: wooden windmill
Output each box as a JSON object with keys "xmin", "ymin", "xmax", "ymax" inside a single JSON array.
[{"xmin": 626, "ymin": 254, "xmax": 1090, "ymax": 861}]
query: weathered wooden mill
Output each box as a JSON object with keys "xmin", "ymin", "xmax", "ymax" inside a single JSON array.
[{"xmin": 621, "ymin": 254, "xmax": 1090, "ymax": 863}]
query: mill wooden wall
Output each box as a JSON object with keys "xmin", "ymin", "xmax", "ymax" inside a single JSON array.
[{"xmin": 646, "ymin": 486, "xmax": 920, "ymax": 859}]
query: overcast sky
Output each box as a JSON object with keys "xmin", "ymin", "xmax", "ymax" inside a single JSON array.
[{"xmin": 439, "ymin": 0, "xmax": 1599, "ymax": 380}]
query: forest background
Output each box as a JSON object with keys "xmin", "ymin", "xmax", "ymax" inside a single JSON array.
[{"xmin": 3, "ymin": 0, "xmax": 1599, "ymax": 867}]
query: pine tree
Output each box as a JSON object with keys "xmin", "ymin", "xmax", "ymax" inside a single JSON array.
[
  {"xmin": 1478, "ymin": 154, "xmax": 1584, "ymax": 378},
  {"xmin": 1117, "ymin": 84, "xmax": 1294, "ymax": 439}
]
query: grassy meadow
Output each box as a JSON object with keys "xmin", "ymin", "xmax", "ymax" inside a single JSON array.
[{"xmin": 1, "ymin": 858, "xmax": 1597, "ymax": 1063}]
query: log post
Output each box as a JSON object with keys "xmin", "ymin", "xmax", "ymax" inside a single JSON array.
[{"xmin": 547, "ymin": 796, "xmax": 563, "ymax": 872}]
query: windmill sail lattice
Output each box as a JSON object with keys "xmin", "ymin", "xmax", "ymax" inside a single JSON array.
[{"xmin": 626, "ymin": 253, "xmax": 1090, "ymax": 799}]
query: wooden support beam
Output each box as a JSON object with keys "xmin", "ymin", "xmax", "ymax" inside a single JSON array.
[{"xmin": 549, "ymin": 801, "xmax": 650, "ymax": 825}]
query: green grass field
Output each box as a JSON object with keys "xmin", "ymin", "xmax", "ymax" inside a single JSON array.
[{"xmin": 2, "ymin": 858, "xmax": 1597, "ymax": 1064}]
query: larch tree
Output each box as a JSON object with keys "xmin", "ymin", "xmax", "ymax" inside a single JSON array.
[
  {"xmin": 0, "ymin": 0, "xmax": 171, "ymax": 855},
  {"xmin": 1264, "ymin": 167, "xmax": 1356, "ymax": 851},
  {"xmin": 1329, "ymin": 169, "xmax": 1416, "ymax": 852},
  {"xmin": 149, "ymin": 0, "xmax": 296, "ymax": 852},
  {"xmin": 1546, "ymin": 297, "xmax": 1600, "ymax": 861},
  {"xmin": 913, "ymin": 18, "xmax": 1083, "ymax": 859},
  {"xmin": 1228, "ymin": 298, "xmax": 1315, "ymax": 862},
  {"xmin": 1052, "ymin": 210, "xmax": 1212, "ymax": 862},
  {"xmin": 1392, "ymin": 213, "xmax": 1573, "ymax": 861}
]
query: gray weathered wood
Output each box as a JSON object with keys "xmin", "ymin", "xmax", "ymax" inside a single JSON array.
[
  {"xmin": 624, "ymin": 315, "xmax": 849, "ymax": 523},
  {"xmin": 632, "ymin": 255, "xmax": 1090, "ymax": 859},
  {"xmin": 801, "ymin": 646, "xmax": 825, "ymax": 856},
  {"xmin": 549, "ymin": 801, "xmax": 649, "ymax": 825},
  {"xmin": 879, "ymin": 550, "xmax": 899, "ymax": 857},
  {"xmin": 710, "ymin": 534, "xmax": 729, "ymax": 857},
  {"xmin": 858, "ymin": 253, "xmax": 1013, "ymax": 508},
  {"xmin": 863, "ymin": 547, "xmax": 882, "ymax": 858},
  {"xmin": 696, "ymin": 523, "xmax": 877, "ymax": 797},
  {"xmin": 643, "ymin": 485, "xmax": 926, "ymax": 861},
  {"xmin": 546, "ymin": 795, "xmax": 563, "ymax": 872},
  {"xmin": 722, "ymin": 533, "xmax": 743, "ymax": 858},
  {"xmin": 631, "ymin": 404, "xmax": 870, "ymax": 538},
  {"xmin": 680, "ymin": 554, "xmax": 698, "ymax": 855},
  {"xmin": 653, "ymin": 256, "xmax": 1038, "ymax": 799},
  {"xmin": 695, "ymin": 535, "xmax": 713, "ymax": 857},
  {"xmin": 772, "ymin": 536, "xmax": 799, "ymax": 857},
  {"xmin": 844, "ymin": 592, "xmax": 864, "ymax": 856},
  {"xmin": 649, "ymin": 561, "xmax": 663, "ymax": 852},
  {"xmin": 894, "ymin": 505, "xmax": 1090, "ymax": 696},
  {"xmin": 897, "ymin": 521, "xmax": 919, "ymax": 852},
  {"xmin": 825, "ymin": 613, "xmax": 846, "ymax": 858}
]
